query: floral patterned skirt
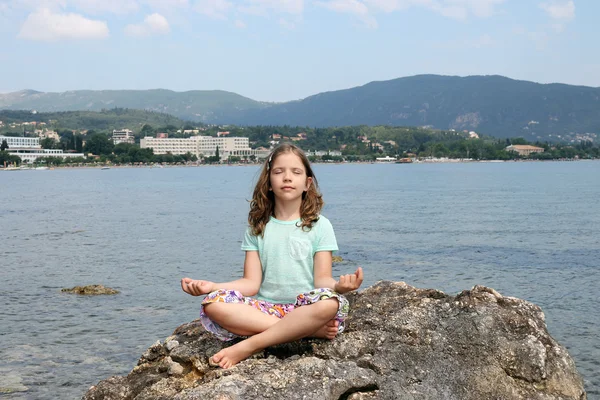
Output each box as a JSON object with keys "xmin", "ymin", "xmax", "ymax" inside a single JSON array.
[{"xmin": 199, "ymin": 288, "xmax": 349, "ymax": 341}]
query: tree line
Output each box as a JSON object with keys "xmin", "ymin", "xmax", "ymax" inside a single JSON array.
[{"xmin": 2, "ymin": 121, "xmax": 599, "ymax": 167}]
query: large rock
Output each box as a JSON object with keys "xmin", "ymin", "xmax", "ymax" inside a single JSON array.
[
  {"xmin": 83, "ymin": 281, "xmax": 586, "ymax": 400},
  {"xmin": 62, "ymin": 285, "xmax": 119, "ymax": 295}
]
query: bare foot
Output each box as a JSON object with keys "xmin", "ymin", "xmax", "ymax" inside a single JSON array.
[
  {"xmin": 210, "ymin": 340, "xmax": 257, "ymax": 369},
  {"xmin": 311, "ymin": 319, "xmax": 339, "ymax": 340}
]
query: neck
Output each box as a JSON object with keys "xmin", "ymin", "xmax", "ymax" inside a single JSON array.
[{"xmin": 273, "ymin": 199, "xmax": 302, "ymax": 221}]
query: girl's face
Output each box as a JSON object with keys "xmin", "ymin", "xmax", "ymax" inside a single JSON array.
[{"xmin": 269, "ymin": 151, "xmax": 312, "ymax": 203}]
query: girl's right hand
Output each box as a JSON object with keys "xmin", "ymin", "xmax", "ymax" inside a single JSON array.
[{"xmin": 181, "ymin": 277, "xmax": 215, "ymax": 296}]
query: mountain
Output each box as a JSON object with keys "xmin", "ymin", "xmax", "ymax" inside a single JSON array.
[
  {"xmin": 225, "ymin": 75, "xmax": 600, "ymax": 140},
  {"xmin": 0, "ymin": 89, "xmax": 267, "ymax": 123},
  {"xmin": 2, "ymin": 75, "xmax": 599, "ymax": 140}
]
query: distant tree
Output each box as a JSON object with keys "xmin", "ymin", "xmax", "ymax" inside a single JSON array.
[
  {"xmin": 510, "ymin": 138, "xmax": 529, "ymax": 145},
  {"xmin": 75, "ymin": 135, "xmax": 83, "ymax": 153},
  {"xmin": 114, "ymin": 142, "xmax": 136, "ymax": 155},
  {"xmin": 140, "ymin": 124, "xmax": 154, "ymax": 136},
  {"xmin": 40, "ymin": 138, "xmax": 57, "ymax": 149},
  {"xmin": 1, "ymin": 139, "xmax": 8, "ymax": 151},
  {"xmin": 215, "ymin": 145, "xmax": 220, "ymax": 161},
  {"xmin": 162, "ymin": 124, "xmax": 178, "ymax": 133},
  {"xmin": 0, "ymin": 151, "xmax": 20, "ymax": 166},
  {"xmin": 84, "ymin": 133, "xmax": 114, "ymax": 155}
]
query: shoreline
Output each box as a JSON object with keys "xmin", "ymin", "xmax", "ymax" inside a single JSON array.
[{"xmin": 1, "ymin": 158, "xmax": 597, "ymax": 171}]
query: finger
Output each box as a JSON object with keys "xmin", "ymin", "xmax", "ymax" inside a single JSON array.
[
  {"xmin": 181, "ymin": 278, "xmax": 190, "ymax": 293},
  {"xmin": 189, "ymin": 281, "xmax": 199, "ymax": 296},
  {"xmin": 356, "ymin": 267, "xmax": 364, "ymax": 286}
]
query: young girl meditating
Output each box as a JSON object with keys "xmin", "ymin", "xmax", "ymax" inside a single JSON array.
[{"xmin": 181, "ymin": 143, "xmax": 363, "ymax": 369}]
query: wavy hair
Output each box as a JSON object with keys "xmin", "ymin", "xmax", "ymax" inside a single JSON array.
[{"xmin": 249, "ymin": 143, "xmax": 323, "ymax": 236}]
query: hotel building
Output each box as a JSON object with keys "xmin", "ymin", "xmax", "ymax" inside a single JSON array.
[
  {"xmin": 140, "ymin": 136, "xmax": 270, "ymax": 161},
  {"xmin": 0, "ymin": 135, "xmax": 85, "ymax": 164},
  {"xmin": 112, "ymin": 129, "xmax": 135, "ymax": 145}
]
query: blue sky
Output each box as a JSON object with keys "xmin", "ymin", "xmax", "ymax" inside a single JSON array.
[{"xmin": 0, "ymin": 0, "xmax": 595, "ymax": 102}]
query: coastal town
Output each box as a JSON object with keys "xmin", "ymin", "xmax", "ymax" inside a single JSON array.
[{"xmin": 1, "ymin": 115, "xmax": 596, "ymax": 170}]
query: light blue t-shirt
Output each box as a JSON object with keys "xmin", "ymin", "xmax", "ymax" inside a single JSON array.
[{"xmin": 241, "ymin": 215, "xmax": 339, "ymax": 304}]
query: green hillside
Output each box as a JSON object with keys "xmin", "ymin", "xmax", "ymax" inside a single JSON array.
[
  {"xmin": 227, "ymin": 75, "xmax": 600, "ymax": 140},
  {"xmin": 0, "ymin": 108, "xmax": 188, "ymax": 131},
  {"xmin": 0, "ymin": 89, "xmax": 267, "ymax": 122}
]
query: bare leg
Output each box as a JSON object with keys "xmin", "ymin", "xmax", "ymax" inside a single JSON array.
[
  {"xmin": 204, "ymin": 302, "xmax": 279, "ymax": 336},
  {"xmin": 212, "ymin": 299, "xmax": 339, "ymax": 369}
]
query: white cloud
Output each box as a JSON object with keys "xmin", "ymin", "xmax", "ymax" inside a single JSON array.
[
  {"xmin": 316, "ymin": 0, "xmax": 377, "ymax": 27},
  {"xmin": 69, "ymin": 0, "xmax": 139, "ymax": 15},
  {"xmin": 18, "ymin": 7, "xmax": 109, "ymax": 40},
  {"xmin": 194, "ymin": 0, "xmax": 233, "ymax": 19},
  {"xmin": 318, "ymin": 0, "xmax": 369, "ymax": 15},
  {"xmin": 124, "ymin": 13, "xmax": 170, "ymax": 36},
  {"xmin": 539, "ymin": 1, "xmax": 575, "ymax": 20},
  {"xmin": 234, "ymin": 19, "xmax": 246, "ymax": 28},
  {"xmin": 239, "ymin": 0, "xmax": 303, "ymax": 15},
  {"xmin": 364, "ymin": 0, "xmax": 506, "ymax": 20},
  {"xmin": 144, "ymin": 0, "xmax": 189, "ymax": 10},
  {"xmin": 8, "ymin": 0, "xmax": 192, "ymax": 14}
]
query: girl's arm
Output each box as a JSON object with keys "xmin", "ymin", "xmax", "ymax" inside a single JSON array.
[
  {"xmin": 313, "ymin": 251, "xmax": 364, "ymax": 294},
  {"xmin": 181, "ymin": 251, "xmax": 262, "ymax": 297}
]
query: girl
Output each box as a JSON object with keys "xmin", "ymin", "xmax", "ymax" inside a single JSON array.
[{"xmin": 181, "ymin": 143, "xmax": 363, "ymax": 369}]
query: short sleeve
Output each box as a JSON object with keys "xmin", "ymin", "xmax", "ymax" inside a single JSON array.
[
  {"xmin": 241, "ymin": 226, "xmax": 259, "ymax": 251},
  {"xmin": 315, "ymin": 216, "xmax": 339, "ymax": 252}
]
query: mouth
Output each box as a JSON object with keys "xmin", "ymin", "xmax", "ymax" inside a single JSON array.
[{"xmin": 281, "ymin": 186, "xmax": 295, "ymax": 190}]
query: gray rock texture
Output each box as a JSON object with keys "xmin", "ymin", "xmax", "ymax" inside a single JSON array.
[{"xmin": 83, "ymin": 281, "xmax": 586, "ymax": 400}]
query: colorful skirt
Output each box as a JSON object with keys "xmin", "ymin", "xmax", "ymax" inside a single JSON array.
[{"xmin": 199, "ymin": 288, "xmax": 349, "ymax": 341}]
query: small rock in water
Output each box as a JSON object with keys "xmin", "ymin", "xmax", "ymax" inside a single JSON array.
[
  {"xmin": 332, "ymin": 255, "xmax": 343, "ymax": 263},
  {"xmin": 0, "ymin": 374, "xmax": 28, "ymax": 394},
  {"xmin": 61, "ymin": 285, "xmax": 119, "ymax": 295}
]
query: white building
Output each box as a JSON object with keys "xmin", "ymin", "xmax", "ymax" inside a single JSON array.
[
  {"xmin": 306, "ymin": 150, "xmax": 342, "ymax": 157},
  {"xmin": 140, "ymin": 136, "xmax": 200, "ymax": 155},
  {"xmin": 376, "ymin": 156, "xmax": 397, "ymax": 162},
  {"xmin": 112, "ymin": 129, "xmax": 135, "ymax": 145},
  {"xmin": 1, "ymin": 136, "xmax": 40, "ymax": 148},
  {"xmin": 0, "ymin": 135, "xmax": 85, "ymax": 163},
  {"xmin": 140, "ymin": 136, "xmax": 270, "ymax": 161}
]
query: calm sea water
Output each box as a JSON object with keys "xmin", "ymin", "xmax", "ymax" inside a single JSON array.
[{"xmin": 1, "ymin": 161, "xmax": 599, "ymax": 399}]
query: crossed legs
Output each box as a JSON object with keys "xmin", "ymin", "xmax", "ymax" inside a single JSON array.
[{"xmin": 203, "ymin": 299, "xmax": 339, "ymax": 368}]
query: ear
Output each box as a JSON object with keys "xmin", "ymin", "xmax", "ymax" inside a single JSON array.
[{"xmin": 305, "ymin": 177, "xmax": 313, "ymax": 191}]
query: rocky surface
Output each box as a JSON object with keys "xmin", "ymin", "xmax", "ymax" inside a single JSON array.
[
  {"xmin": 61, "ymin": 285, "xmax": 120, "ymax": 295},
  {"xmin": 83, "ymin": 281, "xmax": 586, "ymax": 400}
]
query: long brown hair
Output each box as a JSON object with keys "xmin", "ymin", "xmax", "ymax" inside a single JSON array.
[{"xmin": 249, "ymin": 143, "xmax": 323, "ymax": 236}]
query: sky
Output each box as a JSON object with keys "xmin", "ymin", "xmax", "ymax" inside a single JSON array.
[{"xmin": 0, "ymin": 0, "xmax": 597, "ymax": 102}]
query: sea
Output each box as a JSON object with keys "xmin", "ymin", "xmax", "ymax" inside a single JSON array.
[{"xmin": 1, "ymin": 161, "xmax": 598, "ymax": 399}]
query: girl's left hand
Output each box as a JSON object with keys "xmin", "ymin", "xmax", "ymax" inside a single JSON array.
[{"xmin": 335, "ymin": 267, "xmax": 364, "ymax": 293}]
